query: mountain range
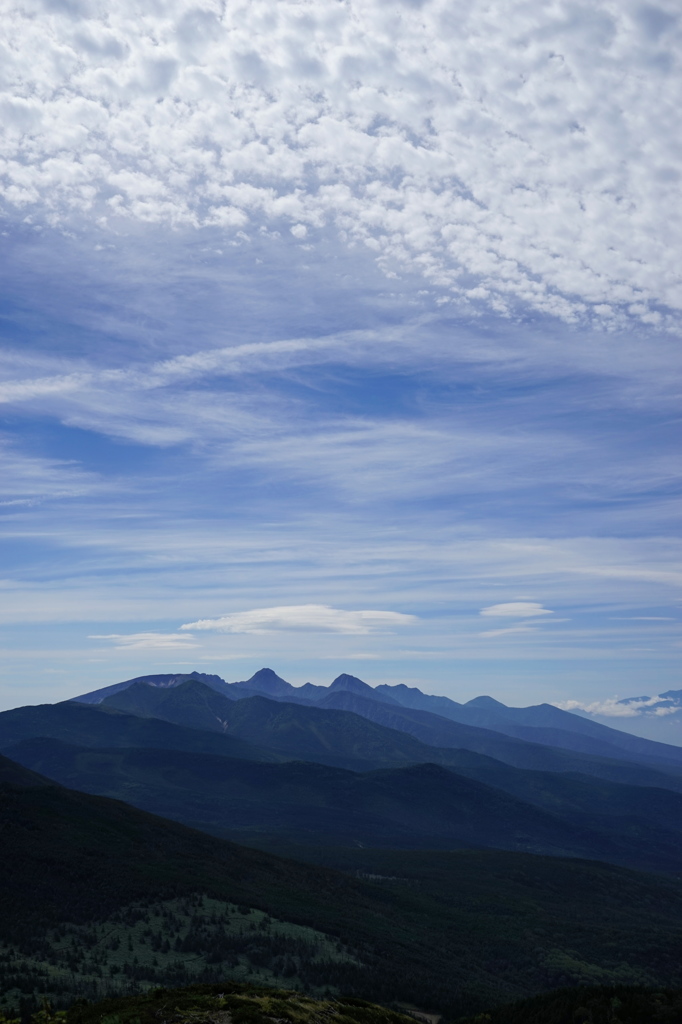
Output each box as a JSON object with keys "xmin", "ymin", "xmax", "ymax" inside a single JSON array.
[
  {"xmin": 74, "ymin": 667, "xmax": 682, "ymax": 768},
  {"xmin": 3, "ymin": 669, "xmax": 682, "ymax": 877}
]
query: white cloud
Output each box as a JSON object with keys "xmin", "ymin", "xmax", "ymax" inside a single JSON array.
[
  {"xmin": 480, "ymin": 601, "xmax": 553, "ymax": 618},
  {"xmin": 556, "ymin": 695, "xmax": 682, "ymax": 718},
  {"xmin": 89, "ymin": 632, "xmax": 200, "ymax": 649},
  {"xmin": 1, "ymin": 0, "xmax": 680, "ymax": 325},
  {"xmin": 181, "ymin": 604, "xmax": 416, "ymax": 634}
]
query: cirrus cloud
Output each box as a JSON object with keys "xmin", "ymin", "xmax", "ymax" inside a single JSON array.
[{"xmin": 181, "ymin": 603, "xmax": 416, "ymax": 634}]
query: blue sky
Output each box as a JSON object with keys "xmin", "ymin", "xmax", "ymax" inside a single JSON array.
[{"xmin": 0, "ymin": 0, "xmax": 680, "ymax": 738}]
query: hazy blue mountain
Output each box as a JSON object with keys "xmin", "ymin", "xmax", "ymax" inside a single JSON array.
[
  {"xmin": 376, "ymin": 683, "xmax": 682, "ymax": 765},
  {"xmin": 227, "ymin": 671, "xmax": 402, "ymax": 706},
  {"xmin": 11, "ymin": 677, "xmax": 682, "ymax": 796},
  {"xmin": 103, "ymin": 678, "xmax": 241, "ymax": 734},
  {"xmin": 73, "ymin": 668, "xmax": 682, "ymax": 768},
  {"xmin": 56, "ymin": 678, "xmax": 682, "ymax": 790},
  {"xmin": 327, "ymin": 674, "xmax": 400, "ymax": 704},
  {"xmin": 345, "ymin": 681, "xmax": 682, "ymax": 768},
  {"xmin": 100, "ymin": 682, "xmax": 488, "ymax": 770},
  {"xmin": 455, "ymin": 695, "xmax": 682, "ymax": 766},
  {"xmin": 0, "ymin": 698, "xmax": 281, "ymax": 762},
  {"xmin": 314, "ymin": 687, "xmax": 682, "ymax": 781},
  {"xmin": 376, "ymin": 682, "xmax": 466, "ymax": 715},
  {"xmin": 619, "ymin": 688, "xmax": 682, "ymax": 709},
  {"xmin": 10, "ymin": 736, "xmax": 682, "ymax": 875},
  {"xmin": 229, "ymin": 667, "xmax": 300, "ymax": 698},
  {"xmin": 74, "ymin": 670, "xmax": 234, "ymax": 704}
]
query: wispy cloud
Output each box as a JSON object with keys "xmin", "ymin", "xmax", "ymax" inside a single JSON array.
[
  {"xmin": 479, "ymin": 624, "xmax": 540, "ymax": 638},
  {"xmin": 181, "ymin": 605, "xmax": 416, "ymax": 635},
  {"xmin": 0, "ymin": 440, "xmax": 108, "ymax": 505},
  {"xmin": 89, "ymin": 632, "xmax": 200, "ymax": 650}
]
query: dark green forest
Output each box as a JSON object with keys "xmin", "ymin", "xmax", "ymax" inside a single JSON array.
[{"xmin": 4, "ymin": 766, "xmax": 682, "ymax": 1019}]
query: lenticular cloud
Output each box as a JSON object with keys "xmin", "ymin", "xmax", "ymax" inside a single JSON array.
[
  {"xmin": 182, "ymin": 604, "xmax": 416, "ymax": 634},
  {"xmin": 2, "ymin": 0, "xmax": 680, "ymax": 325}
]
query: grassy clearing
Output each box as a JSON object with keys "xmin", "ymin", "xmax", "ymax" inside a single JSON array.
[{"xmin": 0, "ymin": 896, "xmax": 361, "ymax": 1015}]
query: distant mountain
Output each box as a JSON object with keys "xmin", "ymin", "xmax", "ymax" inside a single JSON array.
[
  {"xmin": 328, "ymin": 673, "xmax": 400, "ymax": 704},
  {"xmin": 0, "ymin": 698, "xmax": 281, "ymax": 763},
  {"xmin": 74, "ymin": 670, "xmax": 234, "ymax": 704},
  {"xmin": 74, "ymin": 666, "xmax": 325, "ymax": 706},
  {"xmin": 103, "ymin": 678, "xmax": 239, "ymax": 734},
  {"xmin": 73, "ymin": 669, "xmax": 682, "ymax": 766},
  {"xmin": 452, "ymin": 695, "xmax": 682, "ymax": 767},
  {"xmin": 376, "ymin": 681, "xmax": 466, "ymax": 714},
  {"xmin": 619, "ymin": 688, "xmax": 682, "ymax": 710},
  {"xmin": 100, "ymin": 682, "xmax": 487, "ymax": 770},
  {"xmin": 57, "ymin": 678, "xmax": 682, "ymax": 790},
  {"xmin": 229, "ymin": 667, "xmax": 302, "ymax": 698},
  {"xmin": 313, "ymin": 687, "xmax": 682, "ymax": 785},
  {"xmin": 376, "ymin": 683, "xmax": 682, "ymax": 766},
  {"xmin": 10, "ymin": 736, "xmax": 682, "ymax": 875}
]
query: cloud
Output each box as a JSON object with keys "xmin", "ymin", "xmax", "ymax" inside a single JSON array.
[
  {"xmin": 89, "ymin": 632, "xmax": 200, "ymax": 649},
  {"xmin": 480, "ymin": 601, "xmax": 554, "ymax": 618},
  {"xmin": 556, "ymin": 695, "xmax": 682, "ymax": 718},
  {"xmin": 1, "ymin": 0, "xmax": 681, "ymax": 326},
  {"xmin": 181, "ymin": 604, "xmax": 416, "ymax": 634},
  {"xmin": 0, "ymin": 337, "xmax": 332, "ymax": 407},
  {"xmin": 479, "ymin": 624, "xmax": 539, "ymax": 638},
  {"xmin": 0, "ymin": 440, "xmax": 107, "ymax": 504}
]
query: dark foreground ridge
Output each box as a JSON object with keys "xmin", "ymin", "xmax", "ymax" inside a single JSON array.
[
  {"xmin": 16, "ymin": 980, "xmax": 682, "ymax": 1024},
  {"xmin": 4, "ymin": 754, "xmax": 682, "ymax": 1018},
  {"xmin": 14, "ymin": 984, "xmax": 415, "ymax": 1024},
  {"xmin": 457, "ymin": 983, "xmax": 682, "ymax": 1023},
  {"xmin": 66, "ymin": 984, "xmax": 415, "ymax": 1024}
]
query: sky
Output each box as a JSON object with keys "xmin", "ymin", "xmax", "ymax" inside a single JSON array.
[{"xmin": 0, "ymin": 0, "xmax": 680, "ymax": 738}]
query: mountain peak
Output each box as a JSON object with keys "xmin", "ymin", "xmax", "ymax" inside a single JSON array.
[
  {"xmin": 330, "ymin": 673, "xmax": 375, "ymax": 695},
  {"xmin": 71, "ymin": 671, "xmax": 230, "ymax": 706},
  {"xmin": 234, "ymin": 668, "xmax": 294, "ymax": 696},
  {"xmin": 465, "ymin": 695, "xmax": 508, "ymax": 709}
]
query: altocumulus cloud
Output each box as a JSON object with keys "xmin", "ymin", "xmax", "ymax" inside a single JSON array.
[
  {"xmin": 2, "ymin": 0, "xmax": 681, "ymax": 326},
  {"xmin": 181, "ymin": 604, "xmax": 416, "ymax": 634}
]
